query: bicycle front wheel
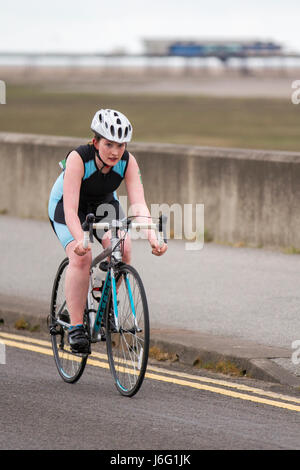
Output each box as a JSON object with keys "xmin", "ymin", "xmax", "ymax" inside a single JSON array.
[
  {"xmin": 106, "ymin": 264, "xmax": 150, "ymax": 397},
  {"xmin": 50, "ymin": 257, "xmax": 88, "ymax": 383}
]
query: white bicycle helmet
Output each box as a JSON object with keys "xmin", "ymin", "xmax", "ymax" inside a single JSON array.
[{"xmin": 91, "ymin": 108, "xmax": 133, "ymax": 143}]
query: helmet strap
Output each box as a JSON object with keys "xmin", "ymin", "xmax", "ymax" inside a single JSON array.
[{"xmin": 94, "ymin": 147, "xmax": 111, "ymax": 172}]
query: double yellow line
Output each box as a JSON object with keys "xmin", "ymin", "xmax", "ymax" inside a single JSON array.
[{"xmin": 1, "ymin": 331, "xmax": 300, "ymax": 413}]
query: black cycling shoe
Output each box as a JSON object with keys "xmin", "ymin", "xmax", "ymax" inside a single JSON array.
[{"xmin": 68, "ymin": 325, "xmax": 89, "ymax": 353}]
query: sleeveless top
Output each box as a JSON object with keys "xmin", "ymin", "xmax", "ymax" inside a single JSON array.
[{"xmin": 48, "ymin": 143, "xmax": 130, "ymax": 224}]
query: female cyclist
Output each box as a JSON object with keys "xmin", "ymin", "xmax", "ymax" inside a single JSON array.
[{"xmin": 48, "ymin": 108, "xmax": 167, "ymax": 352}]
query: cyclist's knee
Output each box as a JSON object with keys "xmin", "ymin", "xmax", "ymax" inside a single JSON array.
[
  {"xmin": 66, "ymin": 242, "xmax": 92, "ymax": 270},
  {"xmin": 72, "ymin": 255, "xmax": 91, "ymax": 270}
]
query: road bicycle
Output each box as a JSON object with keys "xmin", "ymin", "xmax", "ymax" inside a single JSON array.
[{"xmin": 49, "ymin": 213, "xmax": 167, "ymax": 397}]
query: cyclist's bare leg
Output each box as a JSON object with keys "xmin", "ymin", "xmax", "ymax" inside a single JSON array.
[
  {"xmin": 121, "ymin": 232, "xmax": 131, "ymax": 264},
  {"xmin": 65, "ymin": 240, "xmax": 92, "ymax": 326},
  {"xmin": 101, "ymin": 231, "xmax": 132, "ymax": 264}
]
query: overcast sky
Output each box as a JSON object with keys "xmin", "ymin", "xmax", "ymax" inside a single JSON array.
[{"xmin": 0, "ymin": 0, "xmax": 299, "ymax": 54}]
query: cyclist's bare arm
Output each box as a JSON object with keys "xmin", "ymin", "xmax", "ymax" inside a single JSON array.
[
  {"xmin": 125, "ymin": 153, "xmax": 167, "ymax": 255},
  {"xmin": 63, "ymin": 151, "xmax": 90, "ymax": 255}
]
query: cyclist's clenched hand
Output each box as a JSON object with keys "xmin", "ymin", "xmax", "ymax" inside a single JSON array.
[
  {"xmin": 150, "ymin": 240, "xmax": 168, "ymax": 256},
  {"xmin": 74, "ymin": 240, "xmax": 91, "ymax": 256}
]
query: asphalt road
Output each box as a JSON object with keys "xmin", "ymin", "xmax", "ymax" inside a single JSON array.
[
  {"xmin": 1, "ymin": 215, "xmax": 300, "ymax": 350},
  {"xmin": 1, "ymin": 332, "xmax": 300, "ymax": 451}
]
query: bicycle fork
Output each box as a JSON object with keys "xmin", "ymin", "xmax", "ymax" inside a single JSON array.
[{"xmin": 89, "ymin": 261, "xmax": 143, "ymax": 346}]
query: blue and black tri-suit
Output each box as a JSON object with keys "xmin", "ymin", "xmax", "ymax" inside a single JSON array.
[{"xmin": 48, "ymin": 143, "xmax": 129, "ymax": 249}]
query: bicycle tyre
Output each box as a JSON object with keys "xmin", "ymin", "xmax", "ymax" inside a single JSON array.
[
  {"xmin": 105, "ymin": 264, "xmax": 150, "ymax": 397},
  {"xmin": 50, "ymin": 257, "xmax": 88, "ymax": 383}
]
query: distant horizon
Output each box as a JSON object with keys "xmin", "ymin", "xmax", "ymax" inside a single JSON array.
[{"xmin": 0, "ymin": 36, "xmax": 299, "ymax": 56}]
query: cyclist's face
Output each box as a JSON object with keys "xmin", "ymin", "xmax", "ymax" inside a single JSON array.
[{"xmin": 96, "ymin": 138, "xmax": 126, "ymax": 166}]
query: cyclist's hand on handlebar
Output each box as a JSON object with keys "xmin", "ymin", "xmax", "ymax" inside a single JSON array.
[
  {"xmin": 150, "ymin": 240, "xmax": 168, "ymax": 256},
  {"xmin": 74, "ymin": 240, "xmax": 91, "ymax": 256}
]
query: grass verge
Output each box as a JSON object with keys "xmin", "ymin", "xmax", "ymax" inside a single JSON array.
[
  {"xmin": 14, "ymin": 317, "xmax": 40, "ymax": 333},
  {"xmin": 193, "ymin": 358, "xmax": 246, "ymax": 377},
  {"xmin": 1, "ymin": 85, "xmax": 300, "ymax": 151}
]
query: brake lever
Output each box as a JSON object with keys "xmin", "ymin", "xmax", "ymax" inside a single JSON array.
[
  {"xmin": 89, "ymin": 225, "xmax": 93, "ymax": 243},
  {"xmin": 82, "ymin": 213, "xmax": 95, "ymax": 247},
  {"xmin": 159, "ymin": 215, "xmax": 168, "ymax": 245}
]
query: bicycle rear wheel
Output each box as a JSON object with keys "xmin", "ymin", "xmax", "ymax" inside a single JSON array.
[
  {"xmin": 49, "ymin": 257, "xmax": 88, "ymax": 383},
  {"xmin": 106, "ymin": 264, "xmax": 150, "ymax": 397}
]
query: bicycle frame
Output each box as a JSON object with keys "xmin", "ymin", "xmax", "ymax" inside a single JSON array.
[
  {"xmin": 89, "ymin": 265, "xmax": 138, "ymax": 338},
  {"xmin": 84, "ymin": 213, "xmax": 167, "ymax": 342},
  {"xmin": 53, "ymin": 214, "xmax": 167, "ymax": 343},
  {"xmin": 50, "ymin": 213, "xmax": 167, "ymax": 394},
  {"xmin": 90, "ymin": 266, "xmax": 113, "ymax": 338}
]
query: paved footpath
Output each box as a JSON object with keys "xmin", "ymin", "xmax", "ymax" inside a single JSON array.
[{"xmin": 1, "ymin": 215, "xmax": 300, "ymax": 387}]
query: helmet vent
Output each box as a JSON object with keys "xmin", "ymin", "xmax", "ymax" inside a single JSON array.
[{"xmin": 91, "ymin": 108, "xmax": 132, "ymax": 143}]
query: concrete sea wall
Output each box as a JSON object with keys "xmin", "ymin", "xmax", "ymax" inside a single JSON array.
[{"xmin": 1, "ymin": 132, "xmax": 299, "ymax": 249}]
